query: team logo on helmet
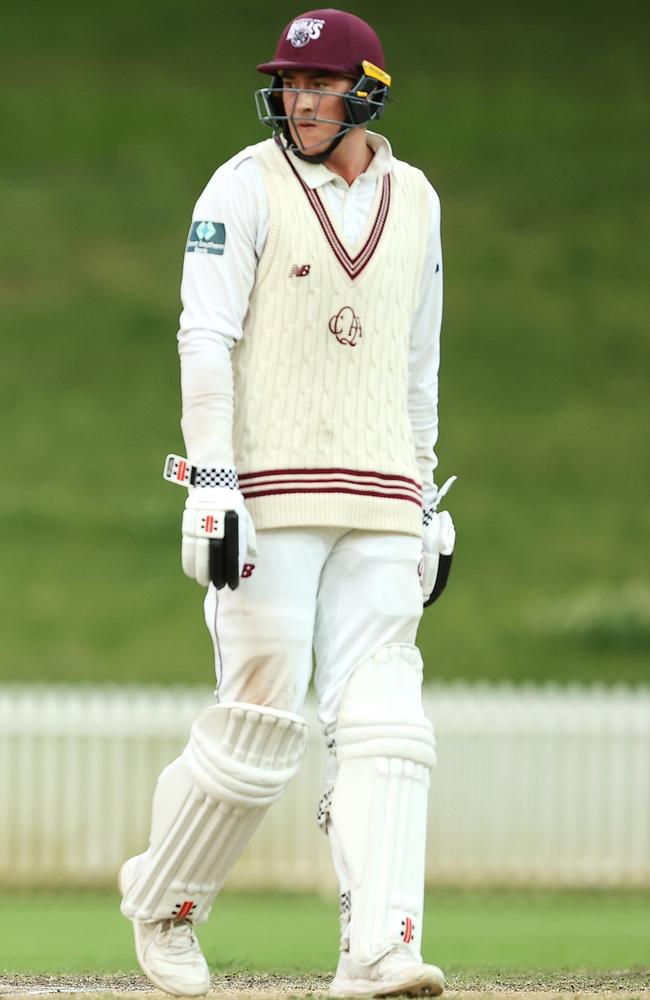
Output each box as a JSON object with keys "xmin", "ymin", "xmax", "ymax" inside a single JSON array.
[{"xmin": 286, "ymin": 17, "xmax": 325, "ymax": 48}]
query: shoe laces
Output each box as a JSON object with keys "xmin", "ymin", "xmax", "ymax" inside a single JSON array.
[{"xmin": 156, "ymin": 918, "xmax": 200, "ymax": 955}]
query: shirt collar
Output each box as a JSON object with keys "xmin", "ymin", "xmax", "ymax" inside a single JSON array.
[{"xmin": 285, "ymin": 131, "xmax": 393, "ymax": 190}]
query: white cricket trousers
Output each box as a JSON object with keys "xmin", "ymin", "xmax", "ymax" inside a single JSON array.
[{"xmin": 204, "ymin": 527, "xmax": 423, "ymax": 729}]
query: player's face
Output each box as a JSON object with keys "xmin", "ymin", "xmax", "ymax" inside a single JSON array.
[{"xmin": 281, "ymin": 71, "xmax": 353, "ymax": 155}]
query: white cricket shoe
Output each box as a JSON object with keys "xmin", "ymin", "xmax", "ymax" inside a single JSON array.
[
  {"xmin": 119, "ymin": 856, "xmax": 211, "ymax": 997},
  {"xmin": 329, "ymin": 950, "xmax": 445, "ymax": 998}
]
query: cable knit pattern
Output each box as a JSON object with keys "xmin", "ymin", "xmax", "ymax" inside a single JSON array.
[{"xmin": 232, "ymin": 138, "xmax": 430, "ymax": 536}]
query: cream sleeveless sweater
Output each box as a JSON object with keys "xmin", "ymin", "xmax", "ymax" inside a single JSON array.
[{"xmin": 232, "ymin": 138, "xmax": 430, "ymax": 536}]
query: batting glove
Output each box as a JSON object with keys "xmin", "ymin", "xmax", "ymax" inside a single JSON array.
[
  {"xmin": 164, "ymin": 455, "xmax": 257, "ymax": 590},
  {"xmin": 421, "ymin": 476, "xmax": 457, "ymax": 608}
]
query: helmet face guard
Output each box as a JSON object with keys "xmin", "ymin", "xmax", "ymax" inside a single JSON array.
[{"xmin": 255, "ymin": 61, "xmax": 391, "ymax": 161}]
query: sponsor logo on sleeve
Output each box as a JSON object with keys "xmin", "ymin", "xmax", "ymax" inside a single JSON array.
[{"xmin": 185, "ymin": 221, "xmax": 226, "ymax": 255}]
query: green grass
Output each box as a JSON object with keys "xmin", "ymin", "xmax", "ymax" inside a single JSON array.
[
  {"xmin": 1, "ymin": 890, "xmax": 649, "ymax": 975},
  {"xmin": 1, "ymin": 0, "xmax": 649, "ymax": 685}
]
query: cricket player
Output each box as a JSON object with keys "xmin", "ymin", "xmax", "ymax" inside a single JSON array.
[{"xmin": 120, "ymin": 8, "xmax": 456, "ymax": 996}]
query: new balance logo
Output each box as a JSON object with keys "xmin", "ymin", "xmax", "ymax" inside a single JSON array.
[{"xmin": 288, "ymin": 264, "xmax": 311, "ymax": 277}]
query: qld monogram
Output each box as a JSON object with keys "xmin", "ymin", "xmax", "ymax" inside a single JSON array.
[{"xmin": 329, "ymin": 306, "xmax": 362, "ymax": 347}]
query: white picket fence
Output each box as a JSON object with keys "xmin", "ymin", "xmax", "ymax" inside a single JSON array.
[{"xmin": 0, "ymin": 684, "xmax": 649, "ymax": 889}]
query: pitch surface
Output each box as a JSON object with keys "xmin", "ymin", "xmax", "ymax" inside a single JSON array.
[{"xmin": 1, "ymin": 973, "xmax": 650, "ymax": 999}]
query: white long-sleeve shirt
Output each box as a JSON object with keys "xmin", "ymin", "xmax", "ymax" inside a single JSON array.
[{"xmin": 177, "ymin": 131, "xmax": 443, "ymax": 508}]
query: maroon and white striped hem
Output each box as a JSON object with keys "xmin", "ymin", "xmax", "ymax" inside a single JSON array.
[
  {"xmin": 283, "ymin": 151, "xmax": 391, "ymax": 280},
  {"xmin": 239, "ymin": 467, "xmax": 422, "ymax": 508}
]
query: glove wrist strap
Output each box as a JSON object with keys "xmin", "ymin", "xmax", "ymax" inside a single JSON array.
[
  {"xmin": 423, "ymin": 507, "xmax": 436, "ymax": 527},
  {"xmin": 423, "ymin": 474, "xmax": 458, "ymax": 524},
  {"xmin": 163, "ymin": 454, "xmax": 239, "ymax": 490}
]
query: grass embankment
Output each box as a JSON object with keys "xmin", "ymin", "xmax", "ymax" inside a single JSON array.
[{"xmin": 1, "ymin": 0, "xmax": 648, "ymax": 684}]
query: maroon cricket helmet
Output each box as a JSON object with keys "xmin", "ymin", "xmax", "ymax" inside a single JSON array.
[{"xmin": 257, "ymin": 8, "xmax": 385, "ymax": 77}]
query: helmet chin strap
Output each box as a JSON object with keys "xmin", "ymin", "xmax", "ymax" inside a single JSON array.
[{"xmin": 281, "ymin": 121, "xmax": 353, "ymax": 165}]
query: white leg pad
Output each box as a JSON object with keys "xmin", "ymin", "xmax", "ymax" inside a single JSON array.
[
  {"xmin": 327, "ymin": 644, "xmax": 436, "ymax": 967},
  {"xmin": 121, "ymin": 702, "xmax": 307, "ymax": 923}
]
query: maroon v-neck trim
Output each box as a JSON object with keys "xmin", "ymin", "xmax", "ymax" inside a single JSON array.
[{"xmin": 283, "ymin": 150, "xmax": 391, "ymax": 280}]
